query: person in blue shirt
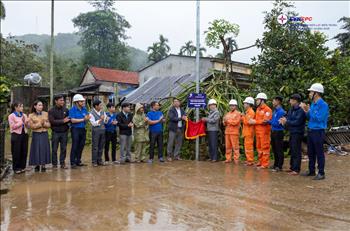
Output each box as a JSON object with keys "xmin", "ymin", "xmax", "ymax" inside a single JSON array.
[
  {"xmin": 300, "ymin": 83, "xmax": 329, "ymax": 180},
  {"xmin": 104, "ymin": 103, "xmax": 119, "ymax": 164},
  {"xmin": 267, "ymin": 96, "xmax": 286, "ymax": 172},
  {"xmin": 69, "ymin": 94, "xmax": 91, "ymax": 169},
  {"xmin": 279, "ymin": 94, "xmax": 306, "ymax": 175},
  {"xmin": 147, "ymin": 101, "xmax": 165, "ymax": 163}
]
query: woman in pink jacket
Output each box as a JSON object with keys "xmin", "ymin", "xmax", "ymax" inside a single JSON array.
[{"xmin": 8, "ymin": 102, "xmax": 30, "ymax": 174}]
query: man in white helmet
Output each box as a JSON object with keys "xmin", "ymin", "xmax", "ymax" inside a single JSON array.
[
  {"xmin": 249, "ymin": 92, "xmax": 272, "ymax": 169},
  {"xmin": 300, "ymin": 83, "xmax": 329, "ymax": 180},
  {"xmin": 202, "ymin": 99, "xmax": 221, "ymax": 162},
  {"xmin": 241, "ymin": 97, "xmax": 255, "ymax": 166},
  {"xmin": 69, "ymin": 94, "xmax": 91, "ymax": 168},
  {"xmin": 223, "ymin": 99, "xmax": 241, "ymax": 164}
]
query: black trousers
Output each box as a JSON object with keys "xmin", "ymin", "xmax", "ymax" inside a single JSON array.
[
  {"xmin": 289, "ymin": 133, "xmax": 303, "ymax": 172},
  {"xmin": 104, "ymin": 131, "xmax": 117, "ymax": 162},
  {"xmin": 307, "ymin": 130, "xmax": 325, "ymax": 175},
  {"xmin": 11, "ymin": 130, "xmax": 28, "ymax": 171},
  {"xmin": 149, "ymin": 131, "xmax": 163, "ymax": 160},
  {"xmin": 51, "ymin": 131, "xmax": 68, "ymax": 166},
  {"xmin": 70, "ymin": 127, "xmax": 86, "ymax": 166},
  {"xmin": 208, "ymin": 131, "xmax": 219, "ymax": 161},
  {"xmin": 271, "ymin": 130, "xmax": 284, "ymax": 169}
]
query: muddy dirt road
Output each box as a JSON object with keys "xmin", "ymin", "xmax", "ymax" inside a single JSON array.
[{"xmin": 1, "ymin": 155, "xmax": 350, "ymax": 231}]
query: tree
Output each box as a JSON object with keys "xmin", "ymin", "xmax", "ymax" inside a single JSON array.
[
  {"xmin": 0, "ymin": 37, "xmax": 43, "ymax": 84},
  {"xmin": 147, "ymin": 43, "xmax": 162, "ymax": 63},
  {"xmin": 72, "ymin": 0, "xmax": 130, "ymax": 69},
  {"xmin": 0, "ymin": 1, "xmax": 5, "ymax": 20},
  {"xmin": 40, "ymin": 45, "xmax": 83, "ymax": 91},
  {"xmin": 251, "ymin": 0, "xmax": 349, "ymax": 126},
  {"xmin": 214, "ymin": 38, "xmax": 238, "ymax": 60},
  {"xmin": 158, "ymin": 35, "xmax": 170, "ymax": 55},
  {"xmin": 0, "ymin": 37, "xmax": 43, "ymax": 104},
  {"xmin": 179, "ymin": 40, "xmax": 206, "ymax": 56},
  {"xmin": 205, "ymin": 19, "xmax": 240, "ymax": 79},
  {"xmin": 147, "ymin": 34, "xmax": 170, "ymax": 62},
  {"xmin": 179, "ymin": 41, "xmax": 195, "ymax": 56},
  {"xmin": 252, "ymin": 0, "xmax": 328, "ymax": 95},
  {"xmin": 0, "ymin": 75, "xmax": 16, "ymax": 104},
  {"xmin": 323, "ymin": 50, "xmax": 350, "ymax": 125},
  {"xmin": 334, "ymin": 17, "xmax": 350, "ymax": 56},
  {"xmin": 89, "ymin": 0, "xmax": 115, "ymax": 11}
]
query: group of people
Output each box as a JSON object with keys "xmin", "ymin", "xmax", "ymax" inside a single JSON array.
[
  {"xmin": 9, "ymin": 100, "xmax": 51, "ymax": 173},
  {"xmin": 7, "ymin": 94, "xmax": 188, "ymax": 172},
  {"xmin": 216, "ymin": 83, "xmax": 329, "ymax": 180},
  {"xmin": 8, "ymin": 83, "xmax": 329, "ymax": 180}
]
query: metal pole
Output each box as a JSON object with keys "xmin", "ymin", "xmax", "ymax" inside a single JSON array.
[
  {"xmin": 49, "ymin": 0, "xmax": 54, "ymax": 106},
  {"xmin": 115, "ymin": 83, "xmax": 119, "ymax": 104},
  {"xmin": 195, "ymin": 0, "xmax": 200, "ymax": 161}
]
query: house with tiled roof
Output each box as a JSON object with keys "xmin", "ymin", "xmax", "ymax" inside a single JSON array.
[{"xmin": 69, "ymin": 66, "xmax": 139, "ymax": 105}]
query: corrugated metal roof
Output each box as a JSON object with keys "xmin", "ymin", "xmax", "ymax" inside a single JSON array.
[{"xmin": 125, "ymin": 73, "xmax": 210, "ymax": 104}]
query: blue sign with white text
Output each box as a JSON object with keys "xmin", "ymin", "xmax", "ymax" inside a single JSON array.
[{"xmin": 188, "ymin": 93, "xmax": 207, "ymax": 108}]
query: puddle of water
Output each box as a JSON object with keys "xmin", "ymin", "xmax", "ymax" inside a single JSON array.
[{"xmin": 1, "ymin": 155, "xmax": 350, "ymax": 230}]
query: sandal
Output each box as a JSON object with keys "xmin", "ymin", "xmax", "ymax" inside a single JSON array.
[{"xmin": 288, "ymin": 171, "xmax": 299, "ymax": 176}]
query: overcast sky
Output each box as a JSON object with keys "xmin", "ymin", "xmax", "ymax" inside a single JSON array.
[{"xmin": 1, "ymin": 1, "xmax": 349, "ymax": 63}]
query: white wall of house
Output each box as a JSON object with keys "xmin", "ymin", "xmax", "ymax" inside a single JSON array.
[
  {"xmin": 81, "ymin": 70, "xmax": 95, "ymax": 85},
  {"xmin": 213, "ymin": 62, "xmax": 252, "ymax": 75},
  {"xmin": 80, "ymin": 69, "xmax": 116, "ymax": 93},
  {"xmin": 139, "ymin": 56, "xmax": 213, "ymax": 85},
  {"xmin": 98, "ymin": 81, "xmax": 114, "ymax": 93}
]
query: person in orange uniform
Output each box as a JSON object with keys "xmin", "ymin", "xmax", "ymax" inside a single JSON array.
[
  {"xmin": 249, "ymin": 93, "xmax": 272, "ymax": 169},
  {"xmin": 223, "ymin": 99, "xmax": 241, "ymax": 164},
  {"xmin": 241, "ymin": 97, "xmax": 255, "ymax": 166}
]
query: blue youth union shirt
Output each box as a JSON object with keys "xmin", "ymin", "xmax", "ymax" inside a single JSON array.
[
  {"xmin": 105, "ymin": 112, "xmax": 117, "ymax": 132},
  {"xmin": 307, "ymin": 98, "xmax": 329, "ymax": 130},
  {"xmin": 147, "ymin": 110, "xmax": 163, "ymax": 133},
  {"xmin": 268, "ymin": 106, "xmax": 286, "ymax": 131},
  {"xmin": 69, "ymin": 105, "xmax": 88, "ymax": 128}
]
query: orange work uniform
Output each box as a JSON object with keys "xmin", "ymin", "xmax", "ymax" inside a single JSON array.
[
  {"xmin": 223, "ymin": 110, "xmax": 241, "ymax": 161},
  {"xmin": 254, "ymin": 104, "xmax": 272, "ymax": 167},
  {"xmin": 242, "ymin": 107, "xmax": 255, "ymax": 164}
]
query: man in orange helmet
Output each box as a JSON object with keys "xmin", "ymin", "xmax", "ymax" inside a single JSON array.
[
  {"xmin": 223, "ymin": 99, "xmax": 241, "ymax": 164},
  {"xmin": 249, "ymin": 93, "xmax": 272, "ymax": 169},
  {"xmin": 241, "ymin": 97, "xmax": 255, "ymax": 166}
]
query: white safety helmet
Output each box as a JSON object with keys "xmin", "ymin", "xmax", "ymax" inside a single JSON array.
[
  {"xmin": 308, "ymin": 83, "xmax": 324, "ymax": 93},
  {"xmin": 243, "ymin": 97, "xmax": 255, "ymax": 105},
  {"xmin": 229, "ymin": 99, "xmax": 238, "ymax": 106},
  {"xmin": 256, "ymin": 92, "xmax": 268, "ymax": 100},
  {"xmin": 208, "ymin": 99, "xmax": 217, "ymax": 105},
  {"xmin": 72, "ymin": 94, "xmax": 85, "ymax": 102}
]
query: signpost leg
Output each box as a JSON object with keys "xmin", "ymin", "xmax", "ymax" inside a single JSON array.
[{"xmin": 195, "ymin": 0, "xmax": 200, "ymax": 161}]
